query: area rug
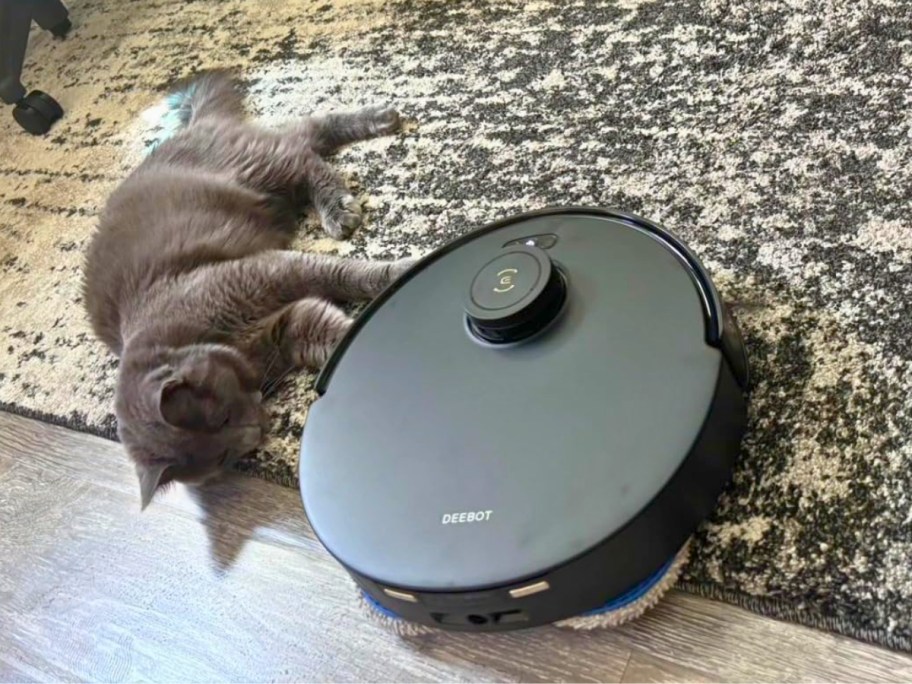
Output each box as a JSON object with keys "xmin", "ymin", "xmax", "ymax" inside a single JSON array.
[{"xmin": 1, "ymin": 0, "xmax": 911, "ymax": 652}]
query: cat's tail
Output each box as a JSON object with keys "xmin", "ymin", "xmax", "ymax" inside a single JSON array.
[{"xmin": 166, "ymin": 69, "xmax": 246, "ymax": 127}]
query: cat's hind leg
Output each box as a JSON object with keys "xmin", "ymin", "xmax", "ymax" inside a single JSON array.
[
  {"xmin": 307, "ymin": 105, "xmax": 402, "ymax": 156},
  {"xmin": 224, "ymin": 106, "xmax": 401, "ymax": 238},
  {"xmin": 305, "ymin": 155, "xmax": 365, "ymax": 240}
]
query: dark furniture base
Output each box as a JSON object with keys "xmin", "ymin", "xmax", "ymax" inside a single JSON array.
[{"xmin": 0, "ymin": 0, "xmax": 70, "ymax": 135}]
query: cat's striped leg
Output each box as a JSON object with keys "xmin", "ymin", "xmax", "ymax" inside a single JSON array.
[
  {"xmin": 251, "ymin": 297, "xmax": 353, "ymax": 375},
  {"xmin": 305, "ymin": 105, "xmax": 402, "ymax": 156},
  {"xmin": 303, "ymin": 154, "xmax": 364, "ymax": 240}
]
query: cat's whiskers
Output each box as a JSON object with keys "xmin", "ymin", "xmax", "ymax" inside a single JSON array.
[
  {"xmin": 262, "ymin": 364, "xmax": 296, "ymax": 397},
  {"xmin": 259, "ymin": 346, "xmax": 282, "ymax": 388}
]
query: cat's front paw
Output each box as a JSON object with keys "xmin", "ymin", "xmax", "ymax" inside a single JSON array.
[
  {"xmin": 367, "ymin": 105, "xmax": 402, "ymax": 136},
  {"xmin": 322, "ymin": 194, "xmax": 363, "ymax": 240}
]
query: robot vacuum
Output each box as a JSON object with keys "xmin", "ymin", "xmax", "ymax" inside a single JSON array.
[{"xmin": 299, "ymin": 207, "xmax": 749, "ymax": 632}]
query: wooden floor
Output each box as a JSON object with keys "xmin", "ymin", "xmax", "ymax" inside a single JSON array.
[{"xmin": 2, "ymin": 412, "xmax": 911, "ymax": 682}]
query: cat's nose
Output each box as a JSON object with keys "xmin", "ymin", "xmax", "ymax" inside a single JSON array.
[{"xmin": 253, "ymin": 391, "xmax": 263, "ymax": 403}]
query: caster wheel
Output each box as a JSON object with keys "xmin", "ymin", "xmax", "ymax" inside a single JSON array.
[
  {"xmin": 13, "ymin": 90, "xmax": 64, "ymax": 135},
  {"xmin": 50, "ymin": 17, "xmax": 72, "ymax": 38}
]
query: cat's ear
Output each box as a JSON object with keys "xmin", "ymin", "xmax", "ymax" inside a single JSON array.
[
  {"xmin": 158, "ymin": 380, "xmax": 222, "ymax": 432},
  {"xmin": 137, "ymin": 462, "xmax": 170, "ymax": 511}
]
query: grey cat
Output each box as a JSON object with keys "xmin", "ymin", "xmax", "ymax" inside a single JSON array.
[{"xmin": 83, "ymin": 70, "xmax": 412, "ymax": 509}]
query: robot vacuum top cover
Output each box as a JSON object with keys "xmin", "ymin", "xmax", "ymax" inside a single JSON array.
[{"xmin": 300, "ymin": 207, "xmax": 748, "ymax": 598}]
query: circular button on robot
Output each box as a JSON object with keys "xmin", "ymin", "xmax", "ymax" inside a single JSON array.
[{"xmin": 464, "ymin": 245, "xmax": 566, "ymax": 343}]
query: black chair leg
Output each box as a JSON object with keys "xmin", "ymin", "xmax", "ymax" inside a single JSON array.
[
  {"xmin": 0, "ymin": 0, "xmax": 68, "ymax": 135},
  {"xmin": 32, "ymin": 0, "xmax": 70, "ymax": 37},
  {"xmin": 0, "ymin": 0, "xmax": 33, "ymax": 105}
]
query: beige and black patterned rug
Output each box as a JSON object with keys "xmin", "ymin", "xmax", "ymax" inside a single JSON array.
[{"xmin": 2, "ymin": 0, "xmax": 912, "ymax": 652}]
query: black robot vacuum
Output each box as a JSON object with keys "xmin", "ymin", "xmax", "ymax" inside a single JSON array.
[{"xmin": 299, "ymin": 207, "xmax": 749, "ymax": 632}]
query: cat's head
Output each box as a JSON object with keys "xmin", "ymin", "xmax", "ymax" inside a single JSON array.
[{"xmin": 115, "ymin": 343, "xmax": 267, "ymax": 509}]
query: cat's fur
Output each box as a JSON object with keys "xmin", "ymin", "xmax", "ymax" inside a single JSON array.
[{"xmin": 83, "ymin": 70, "xmax": 412, "ymax": 508}]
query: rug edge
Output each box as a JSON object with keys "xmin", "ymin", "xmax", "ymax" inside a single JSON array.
[
  {"xmin": 0, "ymin": 399, "xmax": 301, "ymax": 488},
  {"xmin": 0, "ymin": 399, "xmax": 117, "ymax": 441},
  {"xmin": 678, "ymin": 580, "xmax": 911, "ymax": 653}
]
